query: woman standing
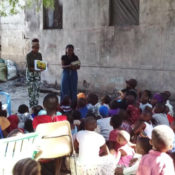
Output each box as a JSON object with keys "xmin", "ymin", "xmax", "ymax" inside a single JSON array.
[
  {"xmin": 61, "ymin": 44, "xmax": 80, "ymax": 103},
  {"xmin": 26, "ymin": 39, "xmax": 42, "ymax": 108}
]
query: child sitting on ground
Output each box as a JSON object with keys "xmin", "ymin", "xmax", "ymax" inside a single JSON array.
[
  {"xmin": 120, "ymin": 109, "xmax": 132, "ymax": 133},
  {"xmin": 126, "ymin": 91, "xmax": 140, "ymax": 125},
  {"xmin": 98, "ymin": 95, "xmax": 111, "ymax": 109},
  {"xmin": 133, "ymin": 109, "xmax": 154, "ymax": 139},
  {"xmin": 60, "ymin": 95, "xmax": 72, "ymax": 114},
  {"xmin": 77, "ymin": 92, "xmax": 86, "ymax": 99},
  {"xmin": 171, "ymin": 120, "xmax": 175, "ymax": 153},
  {"xmin": 137, "ymin": 125, "xmax": 175, "ymax": 175},
  {"xmin": 108, "ymin": 115, "xmax": 123, "ymax": 151},
  {"xmin": 17, "ymin": 104, "xmax": 33, "ymax": 129},
  {"xmin": 113, "ymin": 130, "xmax": 135, "ymax": 167},
  {"xmin": 109, "ymin": 100, "xmax": 120, "ymax": 116},
  {"xmin": 115, "ymin": 137, "xmax": 152, "ymax": 175},
  {"xmin": 121, "ymin": 79, "xmax": 138, "ymax": 96},
  {"xmin": 32, "ymin": 93, "xmax": 67, "ymax": 130},
  {"xmin": 152, "ymin": 103, "xmax": 169, "ymax": 126},
  {"xmin": 69, "ymin": 110, "xmax": 81, "ymax": 136},
  {"xmin": 31, "ymin": 105, "xmax": 43, "ymax": 118},
  {"xmin": 13, "ymin": 158, "xmax": 41, "ymax": 175},
  {"xmin": 151, "ymin": 93, "xmax": 164, "ymax": 107},
  {"xmin": 139, "ymin": 90, "xmax": 152, "ymax": 112},
  {"xmin": 77, "ymin": 98, "xmax": 88, "ymax": 119},
  {"xmin": 8, "ymin": 104, "xmax": 32, "ymax": 132},
  {"xmin": 161, "ymin": 91, "xmax": 174, "ymax": 117},
  {"xmin": 97, "ymin": 105, "xmax": 113, "ymax": 141},
  {"xmin": 86, "ymin": 93, "xmax": 99, "ymax": 116},
  {"xmin": 74, "ymin": 117, "xmax": 116, "ymax": 175},
  {"xmin": 0, "ymin": 101, "xmax": 7, "ymax": 117}
]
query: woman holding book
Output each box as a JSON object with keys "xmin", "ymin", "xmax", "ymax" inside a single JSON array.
[
  {"xmin": 26, "ymin": 38, "xmax": 42, "ymax": 108},
  {"xmin": 61, "ymin": 44, "xmax": 80, "ymax": 104}
]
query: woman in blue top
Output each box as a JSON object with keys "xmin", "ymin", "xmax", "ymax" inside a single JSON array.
[{"xmin": 61, "ymin": 45, "xmax": 80, "ymax": 103}]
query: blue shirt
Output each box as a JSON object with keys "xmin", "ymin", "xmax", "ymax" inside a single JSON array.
[{"xmin": 79, "ymin": 106, "xmax": 88, "ymax": 119}]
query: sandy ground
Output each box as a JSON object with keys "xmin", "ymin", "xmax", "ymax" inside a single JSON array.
[{"xmin": 0, "ymin": 77, "xmax": 58, "ymax": 114}]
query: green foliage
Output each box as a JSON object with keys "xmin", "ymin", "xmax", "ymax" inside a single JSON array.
[{"xmin": 0, "ymin": 0, "xmax": 54, "ymax": 16}]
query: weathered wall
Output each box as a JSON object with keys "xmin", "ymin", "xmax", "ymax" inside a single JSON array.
[{"xmin": 1, "ymin": 0, "xmax": 175, "ymax": 93}]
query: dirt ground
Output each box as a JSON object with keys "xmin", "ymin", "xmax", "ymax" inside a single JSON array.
[
  {"xmin": 0, "ymin": 76, "xmax": 58, "ymax": 114},
  {"xmin": 0, "ymin": 77, "xmax": 70, "ymax": 175}
]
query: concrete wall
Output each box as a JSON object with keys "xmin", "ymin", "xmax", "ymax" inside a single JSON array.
[{"xmin": 1, "ymin": 0, "xmax": 175, "ymax": 94}]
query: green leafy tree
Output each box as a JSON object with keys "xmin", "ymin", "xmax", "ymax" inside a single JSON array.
[{"xmin": 0, "ymin": 0, "xmax": 54, "ymax": 16}]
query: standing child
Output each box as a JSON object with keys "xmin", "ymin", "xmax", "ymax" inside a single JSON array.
[
  {"xmin": 26, "ymin": 38, "xmax": 43, "ymax": 108},
  {"xmin": 137, "ymin": 125, "xmax": 175, "ymax": 175}
]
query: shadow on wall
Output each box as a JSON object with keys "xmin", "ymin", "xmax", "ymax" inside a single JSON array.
[{"xmin": 83, "ymin": 80, "xmax": 90, "ymax": 89}]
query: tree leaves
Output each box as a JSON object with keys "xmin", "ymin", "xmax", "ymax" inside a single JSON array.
[{"xmin": 0, "ymin": 0, "xmax": 54, "ymax": 16}]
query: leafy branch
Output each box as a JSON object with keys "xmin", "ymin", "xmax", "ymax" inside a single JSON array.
[{"xmin": 0, "ymin": 0, "xmax": 54, "ymax": 16}]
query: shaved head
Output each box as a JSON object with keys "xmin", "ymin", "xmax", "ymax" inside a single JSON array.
[{"xmin": 84, "ymin": 117, "xmax": 97, "ymax": 131}]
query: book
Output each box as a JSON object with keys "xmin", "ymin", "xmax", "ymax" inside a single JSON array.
[{"xmin": 34, "ymin": 60, "xmax": 47, "ymax": 71}]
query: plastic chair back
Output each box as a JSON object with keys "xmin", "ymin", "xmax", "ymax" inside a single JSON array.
[
  {"xmin": 35, "ymin": 121, "xmax": 73, "ymax": 160},
  {"xmin": 0, "ymin": 92, "xmax": 11, "ymax": 116},
  {"xmin": 0, "ymin": 132, "xmax": 39, "ymax": 175}
]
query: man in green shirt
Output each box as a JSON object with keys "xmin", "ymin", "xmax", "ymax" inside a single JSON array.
[{"xmin": 26, "ymin": 38, "xmax": 42, "ymax": 108}]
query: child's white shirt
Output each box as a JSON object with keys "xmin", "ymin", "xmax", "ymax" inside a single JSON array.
[
  {"xmin": 166, "ymin": 100, "xmax": 174, "ymax": 117},
  {"xmin": 140, "ymin": 103, "xmax": 152, "ymax": 111},
  {"xmin": 144, "ymin": 121, "xmax": 154, "ymax": 139},
  {"xmin": 76, "ymin": 130, "xmax": 105, "ymax": 165},
  {"xmin": 123, "ymin": 153, "xmax": 142, "ymax": 175},
  {"xmin": 97, "ymin": 117, "xmax": 113, "ymax": 141}
]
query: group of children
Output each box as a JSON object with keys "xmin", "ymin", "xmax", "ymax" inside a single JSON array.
[{"xmin": 1, "ymin": 78, "xmax": 175, "ymax": 175}]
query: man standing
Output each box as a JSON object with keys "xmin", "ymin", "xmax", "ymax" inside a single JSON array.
[{"xmin": 26, "ymin": 39, "xmax": 42, "ymax": 108}]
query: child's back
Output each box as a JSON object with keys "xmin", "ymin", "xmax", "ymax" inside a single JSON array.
[
  {"xmin": 137, "ymin": 125, "xmax": 175, "ymax": 175},
  {"xmin": 153, "ymin": 103, "xmax": 169, "ymax": 126},
  {"xmin": 137, "ymin": 150, "xmax": 174, "ymax": 175}
]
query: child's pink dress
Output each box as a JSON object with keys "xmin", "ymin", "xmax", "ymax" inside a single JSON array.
[
  {"xmin": 118, "ymin": 144, "xmax": 135, "ymax": 167},
  {"xmin": 137, "ymin": 150, "xmax": 175, "ymax": 175}
]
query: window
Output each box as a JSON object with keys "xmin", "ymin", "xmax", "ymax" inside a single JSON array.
[
  {"xmin": 43, "ymin": 0, "xmax": 63, "ymax": 29},
  {"xmin": 110, "ymin": 0, "xmax": 139, "ymax": 26}
]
